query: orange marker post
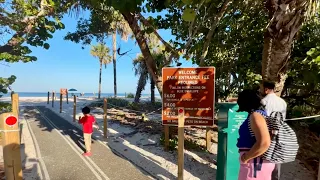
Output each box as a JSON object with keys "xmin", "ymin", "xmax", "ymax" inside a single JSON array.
[{"xmin": 0, "ymin": 113, "xmax": 23, "ymax": 180}]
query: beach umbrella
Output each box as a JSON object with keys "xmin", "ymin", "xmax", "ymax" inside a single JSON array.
[{"xmin": 68, "ymin": 88, "xmax": 77, "ymax": 96}]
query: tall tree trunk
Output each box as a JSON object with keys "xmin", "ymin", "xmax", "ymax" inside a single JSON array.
[
  {"xmin": 134, "ymin": 73, "xmax": 148, "ymax": 103},
  {"xmin": 150, "ymin": 77, "xmax": 155, "ymax": 104},
  {"xmin": 122, "ymin": 12, "xmax": 163, "ymax": 97},
  {"xmin": 112, "ymin": 31, "xmax": 117, "ymax": 98},
  {"xmin": 262, "ymin": 0, "xmax": 308, "ymax": 95},
  {"xmin": 98, "ymin": 60, "xmax": 102, "ymax": 99}
]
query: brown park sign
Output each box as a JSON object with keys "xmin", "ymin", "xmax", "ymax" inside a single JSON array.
[
  {"xmin": 162, "ymin": 67, "xmax": 215, "ymax": 126},
  {"xmin": 60, "ymin": 88, "xmax": 67, "ymax": 95}
]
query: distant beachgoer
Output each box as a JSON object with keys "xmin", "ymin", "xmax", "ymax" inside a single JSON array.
[
  {"xmin": 78, "ymin": 106, "xmax": 99, "ymax": 156},
  {"xmin": 237, "ymin": 89, "xmax": 274, "ymax": 180}
]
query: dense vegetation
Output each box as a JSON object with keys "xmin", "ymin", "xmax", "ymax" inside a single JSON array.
[{"xmin": 1, "ymin": 0, "xmax": 320, "ymax": 175}]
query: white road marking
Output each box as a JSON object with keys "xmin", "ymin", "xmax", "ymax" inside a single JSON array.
[{"xmin": 24, "ymin": 113, "xmax": 50, "ymax": 180}]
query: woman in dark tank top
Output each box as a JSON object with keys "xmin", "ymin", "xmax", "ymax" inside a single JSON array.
[{"xmin": 236, "ymin": 89, "xmax": 274, "ymax": 180}]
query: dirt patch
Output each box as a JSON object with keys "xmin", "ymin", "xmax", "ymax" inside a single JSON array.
[
  {"xmin": 95, "ymin": 107, "xmax": 218, "ymax": 153},
  {"xmin": 290, "ymin": 121, "xmax": 320, "ymax": 178}
]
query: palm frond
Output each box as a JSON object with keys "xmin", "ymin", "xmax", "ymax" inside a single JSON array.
[
  {"xmin": 68, "ymin": 1, "xmax": 85, "ymax": 19},
  {"xmin": 305, "ymin": 0, "xmax": 320, "ymax": 19},
  {"xmin": 90, "ymin": 43, "xmax": 112, "ymax": 68}
]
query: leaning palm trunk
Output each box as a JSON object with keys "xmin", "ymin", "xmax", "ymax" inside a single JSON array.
[
  {"xmin": 98, "ymin": 60, "xmax": 102, "ymax": 99},
  {"xmin": 112, "ymin": 31, "xmax": 117, "ymax": 97},
  {"xmin": 134, "ymin": 73, "xmax": 148, "ymax": 103},
  {"xmin": 262, "ymin": 0, "xmax": 313, "ymax": 95},
  {"xmin": 122, "ymin": 12, "xmax": 163, "ymax": 96}
]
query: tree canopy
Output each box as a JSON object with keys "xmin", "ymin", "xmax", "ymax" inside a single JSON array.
[{"xmin": 0, "ymin": 0, "xmax": 76, "ymax": 109}]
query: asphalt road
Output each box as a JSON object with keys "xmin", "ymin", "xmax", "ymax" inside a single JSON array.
[{"xmin": 24, "ymin": 106, "xmax": 151, "ymax": 180}]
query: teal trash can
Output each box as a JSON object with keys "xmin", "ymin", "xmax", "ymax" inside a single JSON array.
[{"xmin": 216, "ymin": 103, "xmax": 248, "ymax": 180}]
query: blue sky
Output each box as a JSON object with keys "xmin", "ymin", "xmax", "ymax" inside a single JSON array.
[{"xmin": 1, "ymin": 12, "xmax": 196, "ymax": 94}]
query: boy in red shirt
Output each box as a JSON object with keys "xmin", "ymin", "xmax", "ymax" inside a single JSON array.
[{"xmin": 78, "ymin": 106, "xmax": 98, "ymax": 156}]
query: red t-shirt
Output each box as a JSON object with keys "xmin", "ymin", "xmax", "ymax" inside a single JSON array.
[{"xmin": 79, "ymin": 115, "xmax": 95, "ymax": 133}]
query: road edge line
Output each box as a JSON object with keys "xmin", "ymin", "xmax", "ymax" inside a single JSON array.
[{"xmin": 23, "ymin": 108, "xmax": 50, "ymax": 180}]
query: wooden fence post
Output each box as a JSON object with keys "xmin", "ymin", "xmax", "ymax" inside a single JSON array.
[
  {"xmin": 177, "ymin": 107, "xmax": 185, "ymax": 180},
  {"xmin": 66, "ymin": 91, "xmax": 69, "ymax": 104},
  {"xmin": 52, "ymin": 92, "xmax": 54, "ymax": 108},
  {"xmin": 47, "ymin": 91, "xmax": 49, "ymax": 104},
  {"xmin": 164, "ymin": 125, "xmax": 169, "ymax": 151},
  {"xmin": 206, "ymin": 127, "xmax": 211, "ymax": 151},
  {"xmin": 11, "ymin": 94, "xmax": 19, "ymax": 117},
  {"xmin": 103, "ymin": 98, "xmax": 108, "ymax": 137},
  {"xmin": 60, "ymin": 94, "xmax": 62, "ymax": 113},
  {"xmin": 0, "ymin": 112, "xmax": 23, "ymax": 180},
  {"xmin": 73, "ymin": 95, "xmax": 76, "ymax": 122}
]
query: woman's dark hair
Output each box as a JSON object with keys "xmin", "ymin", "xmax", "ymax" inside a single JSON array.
[
  {"xmin": 237, "ymin": 89, "xmax": 264, "ymax": 113},
  {"xmin": 82, "ymin": 106, "xmax": 90, "ymax": 114}
]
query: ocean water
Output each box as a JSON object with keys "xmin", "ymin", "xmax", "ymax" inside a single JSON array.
[{"xmin": 1, "ymin": 92, "xmax": 161, "ymax": 98}]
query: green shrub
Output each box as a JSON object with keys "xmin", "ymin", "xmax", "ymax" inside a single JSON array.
[
  {"xmin": 128, "ymin": 102, "xmax": 140, "ymax": 110},
  {"xmin": 0, "ymin": 102, "xmax": 12, "ymax": 114},
  {"xmin": 126, "ymin": 93, "xmax": 134, "ymax": 98},
  {"xmin": 107, "ymin": 98, "xmax": 130, "ymax": 107},
  {"xmin": 159, "ymin": 133, "xmax": 178, "ymax": 151}
]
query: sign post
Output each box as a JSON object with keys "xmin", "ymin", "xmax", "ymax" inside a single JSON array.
[
  {"xmin": 0, "ymin": 113, "xmax": 23, "ymax": 180},
  {"xmin": 177, "ymin": 107, "xmax": 185, "ymax": 180},
  {"xmin": 162, "ymin": 67, "xmax": 215, "ymax": 179},
  {"xmin": 59, "ymin": 88, "xmax": 67, "ymax": 111},
  {"xmin": 66, "ymin": 90, "xmax": 69, "ymax": 104}
]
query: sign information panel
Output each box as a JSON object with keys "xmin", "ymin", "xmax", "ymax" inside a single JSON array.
[
  {"xmin": 60, "ymin": 88, "xmax": 67, "ymax": 95},
  {"xmin": 162, "ymin": 67, "xmax": 215, "ymax": 126}
]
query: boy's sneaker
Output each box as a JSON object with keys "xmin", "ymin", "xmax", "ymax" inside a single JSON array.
[{"xmin": 82, "ymin": 152, "xmax": 92, "ymax": 156}]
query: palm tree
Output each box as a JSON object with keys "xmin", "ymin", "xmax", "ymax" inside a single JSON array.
[
  {"xmin": 133, "ymin": 47, "xmax": 166, "ymax": 104},
  {"xmin": 262, "ymin": 0, "xmax": 319, "ymax": 94},
  {"xmin": 133, "ymin": 55, "xmax": 149, "ymax": 103},
  {"xmin": 110, "ymin": 10, "xmax": 131, "ymax": 98},
  {"xmin": 90, "ymin": 43, "xmax": 112, "ymax": 99}
]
